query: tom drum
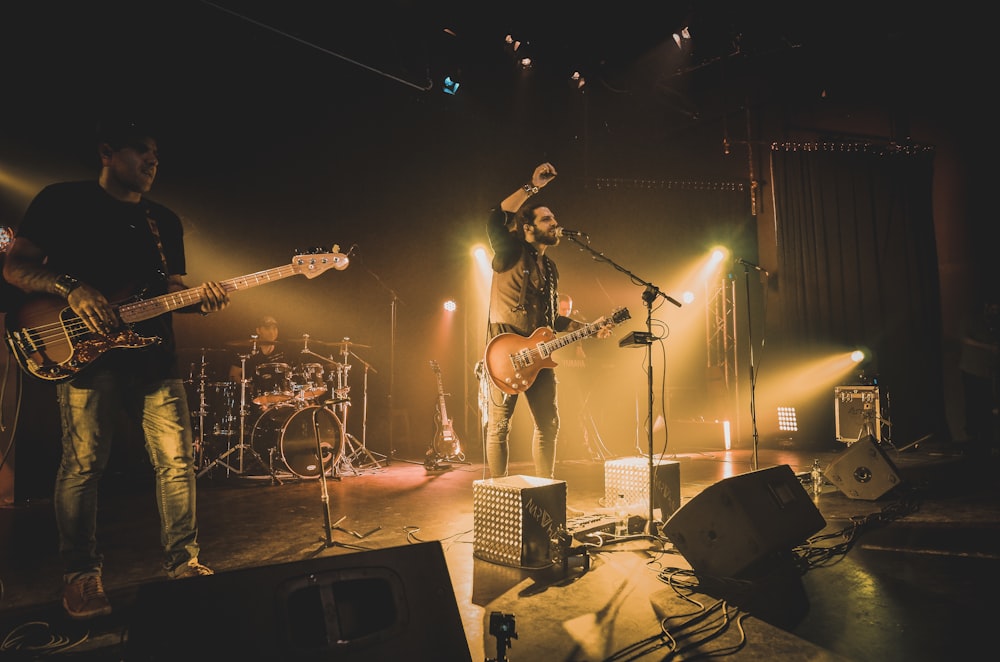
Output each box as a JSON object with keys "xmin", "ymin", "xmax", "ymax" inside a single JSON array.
[
  {"xmin": 253, "ymin": 362, "xmax": 293, "ymax": 408},
  {"xmin": 250, "ymin": 405, "xmax": 344, "ymax": 478},
  {"xmin": 292, "ymin": 362, "xmax": 327, "ymax": 401}
]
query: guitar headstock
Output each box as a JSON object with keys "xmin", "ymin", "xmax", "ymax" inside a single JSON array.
[
  {"xmin": 292, "ymin": 247, "xmax": 350, "ymax": 278},
  {"xmin": 611, "ymin": 307, "xmax": 631, "ymax": 325}
]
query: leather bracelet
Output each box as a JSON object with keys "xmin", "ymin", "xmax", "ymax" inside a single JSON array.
[
  {"xmin": 54, "ymin": 274, "xmax": 81, "ymax": 298},
  {"xmin": 522, "ymin": 183, "xmax": 539, "ymax": 196}
]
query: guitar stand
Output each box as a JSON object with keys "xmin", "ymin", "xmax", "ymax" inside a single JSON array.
[{"xmin": 423, "ymin": 447, "xmax": 470, "ymax": 472}]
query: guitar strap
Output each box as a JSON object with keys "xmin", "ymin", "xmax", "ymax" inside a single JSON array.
[
  {"xmin": 542, "ymin": 256, "xmax": 557, "ymax": 328},
  {"xmin": 144, "ymin": 207, "xmax": 170, "ymax": 274},
  {"xmin": 511, "ymin": 267, "xmax": 530, "ymax": 313}
]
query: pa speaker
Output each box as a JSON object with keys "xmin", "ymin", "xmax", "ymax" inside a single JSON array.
[
  {"xmin": 662, "ymin": 464, "xmax": 826, "ymax": 579},
  {"xmin": 825, "ymin": 437, "xmax": 902, "ymax": 500},
  {"xmin": 124, "ymin": 541, "xmax": 471, "ymax": 661}
]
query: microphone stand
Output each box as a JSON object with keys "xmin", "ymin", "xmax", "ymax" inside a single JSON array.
[
  {"xmin": 740, "ymin": 264, "xmax": 762, "ymax": 471},
  {"xmin": 362, "ymin": 263, "xmax": 404, "ymax": 465},
  {"xmin": 563, "ymin": 234, "xmax": 681, "ymax": 534}
]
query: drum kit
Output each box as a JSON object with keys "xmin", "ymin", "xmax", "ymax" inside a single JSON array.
[{"xmin": 187, "ymin": 335, "xmax": 382, "ymax": 480}]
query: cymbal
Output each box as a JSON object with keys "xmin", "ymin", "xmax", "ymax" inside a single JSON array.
[
  {"xmin": 330, "ymin": 339, "xmax": 371, "ymax": 350},
  {"xmin": 223, "ymin": 339, "xmax": 289, "ymax": 349},
  {"xmin": 297, "ymin": 337, "xmax": 371, "ymax": 350}
]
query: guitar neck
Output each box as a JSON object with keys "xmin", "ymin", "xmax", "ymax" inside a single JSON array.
[
  {"xmin": 436, "ymin": 379, "xmax": 450, "ymax": 420},
  {"xmin": 118, "ymin": 263, "xmax": 318, "ymax": 324},
  {"xmin": 542, "ymin": 318, "xmax": 605, "ymax": 354}
]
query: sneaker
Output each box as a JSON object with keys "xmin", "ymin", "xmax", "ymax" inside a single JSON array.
[
  {"xmin": 63, "ymin": 574, "xmax": 112, "ymax": 620},
  {"xmin": 170, "ymin": 559, "xmax": 214, "ymax": 579}
]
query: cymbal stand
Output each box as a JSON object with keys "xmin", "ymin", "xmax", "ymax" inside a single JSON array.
[
  {"xmin": 191, "ymin": 350, "xmax": 209, "ymax": 468},
  {"xmin": 346, "ymin": 345, "xmax": 385, "ymax": 467},
  {"xmin": 337, "ymin": 342, "xmax": 384, "ymax": 472},
  {"xmin": 197, "ymin": 353, "xmax": 281, "ymax": 484}
]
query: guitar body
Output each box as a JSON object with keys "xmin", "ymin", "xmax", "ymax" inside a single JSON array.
[
  {"xmin": 484, "ymin": 327, "xmax": 558, "ymax": 395},
  {"xmin": 433, "ymin": 415, "xmax": 462, "ymax": 458},
  {"xmin": 483, "ymin": 307, "xmax": 631, "ymax": 396},
  {"xmin": 4, "ymin": 294, "xmax": 159, "ymax": 382}
]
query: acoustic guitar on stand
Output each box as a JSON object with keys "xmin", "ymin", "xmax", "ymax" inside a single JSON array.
[
  {"xmin": 4, "ymin": 248, "xmax": 350, "ymax": 382},
  {"xmin": 484, "ymin": 307, "xmax": 631, "ymax": 395}
]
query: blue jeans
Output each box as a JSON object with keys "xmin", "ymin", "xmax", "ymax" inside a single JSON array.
[
  {"xmin": 55, "ymin": 372, "xmax": 200, "ymax": 577},
  {"xmin": 485, "ymin": 368, "xmax": 560, "ymax": 478}
]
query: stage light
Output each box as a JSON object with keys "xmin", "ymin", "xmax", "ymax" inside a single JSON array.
[
  {"xmin": 443, "ymin": 300, "xmax": 457, "ymax": 313},
  {"xmin": 504, "ymin": 34, "xmax": 522, "ymax": 57},
  {"xmin": 777, "ymin": 406, "xmax": 799, "ymax": 432},
  {"xmin": 442, "ymin": 76, "xmax": 460, "ymax": 95},
  {"xmin": 671, "ymin": 26, "xmax": 692, "ymax": 50}
]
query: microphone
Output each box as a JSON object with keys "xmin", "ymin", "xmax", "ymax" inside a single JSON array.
[
  {"xmin": 556, "ymin": 228, "xmax": 588, "ymax": 239},
  {"xmin": 735, "ymin": 257, "xmax": 767, "ymax": 273}
]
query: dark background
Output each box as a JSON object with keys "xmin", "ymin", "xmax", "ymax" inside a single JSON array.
[{"xmin": 0, "ymin": 2, "xmax": 988, "ymax": 488}]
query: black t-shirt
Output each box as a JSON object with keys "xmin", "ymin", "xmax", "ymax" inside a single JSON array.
[{"xmin": 16, "ymin": 180, "xmax": 188, "ymax": 382}]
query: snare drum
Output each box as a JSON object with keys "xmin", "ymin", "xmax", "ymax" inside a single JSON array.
[
  {"xmin": 253, "ymin": 362, "xmax": 293, "ymax": 407},
  {"xmin": 292, "ymin": 362, "xmax": 327, "ymax": 401}
]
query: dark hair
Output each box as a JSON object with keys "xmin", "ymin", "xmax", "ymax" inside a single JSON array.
[
  {"xmin": 513, "ymin": 203, "xmax": 546, "ymax": 239},
  {"xmin": 96, "ymin": 118, "xmax": 159, "ymax": 149}
]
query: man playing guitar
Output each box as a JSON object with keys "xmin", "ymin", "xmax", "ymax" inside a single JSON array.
[{"xmin": 482, "ymin": 162, "xmax": 615, "ymax": 479}]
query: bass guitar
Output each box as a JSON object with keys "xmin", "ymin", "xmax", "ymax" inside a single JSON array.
[
  {"xmin": 429, "ymin": 360, "xmax": 463, "ymax": 460},
  {"xmin": 484, "ymin": 307, "xmax": 631, "ymax": 395},
  {"xmin": 4, "ymin": 248, "xmax": 349, "ymax": 382}
]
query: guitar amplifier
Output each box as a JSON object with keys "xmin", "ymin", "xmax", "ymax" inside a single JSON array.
[{"xmin": 473, "ymin": 475, "xmax": 566, "ymax": 568}]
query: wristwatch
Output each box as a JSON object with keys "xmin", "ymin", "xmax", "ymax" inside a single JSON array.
[{"xmin": 54, "ymin": 274, "xmax": 81, "ymax": 298}]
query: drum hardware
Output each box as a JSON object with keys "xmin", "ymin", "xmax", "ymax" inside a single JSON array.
[
  {"xmin": 330, "ymin": 340, "xmax": 384, "ymax": 473},
  {"xmin": 188, "ymin": 348, "xmax": 211, "ymax": 468},
  {"xmin": 301, "ymin": 339, "xmax": 384, "ymax": 474},
  {"xmin": 186, "ymin": 348, "xmax": 237, "ymax": 468},
  {"xmin": 197, "ymin": 352, "xmax": 282, "ymax": 483}
]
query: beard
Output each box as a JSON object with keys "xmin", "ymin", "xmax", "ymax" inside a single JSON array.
[{"xmin": 535, "ymin": 230, "xmax": 560, "ymax": 246}]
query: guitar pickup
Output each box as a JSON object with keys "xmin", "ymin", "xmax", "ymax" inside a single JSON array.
[{"xmin": 618, "ymin": 331, "xmax": 653, "ymax": 348}]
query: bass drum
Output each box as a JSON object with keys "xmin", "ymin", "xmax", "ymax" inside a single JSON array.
[{"xmin": 250, "ymin": 405, "xmax": 344, "ymax": 478}]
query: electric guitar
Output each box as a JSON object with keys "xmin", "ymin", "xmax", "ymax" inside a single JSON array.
[
  {"xmin": 484, "ymin": 307, "xmax": 631, "ymax": 395},
  {"xmin": 430, "ymin": 360, "xmax": 463, "ymax": 459},
  {"xmin": 4, "ymin": 248, "xmax": 350, "ymax": 382}
]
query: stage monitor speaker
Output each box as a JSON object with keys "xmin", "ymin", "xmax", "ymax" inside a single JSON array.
[
  {"xmin": 825, "ymin": 437, "xmax": 902, "ymax": 500},
  {"xmin": 124, "ymin": 541, "xmax": 471, "ymax": 661},
  {"xmin": 662, "ymin": 464, "xmax": 826, "ymax": 579}
]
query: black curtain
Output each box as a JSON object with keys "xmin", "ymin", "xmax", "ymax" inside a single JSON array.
[{"xmin": 769, "ymin": 142, "xmax": 949, "ymax": 447}]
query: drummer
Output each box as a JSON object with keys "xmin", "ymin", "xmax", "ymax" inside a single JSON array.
[{"xmin": 228, "ymin": 315, "xmax": 287, "ymax": 402}]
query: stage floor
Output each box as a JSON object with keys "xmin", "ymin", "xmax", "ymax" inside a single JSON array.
[{"xmin": 1, "ymin": 436, "xmax": 998, "ymax": 660}]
